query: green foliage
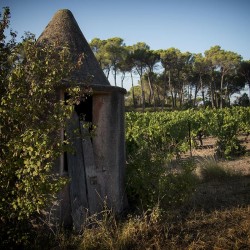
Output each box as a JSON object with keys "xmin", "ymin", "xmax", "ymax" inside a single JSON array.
[
  {"xmin": 237, "ymin": 93, "xmax": 250, "ymax": 107},
  {"xmin": 158, "ymin": 163, "xmax": 199, "ymax": 209},
  {"xmin": 91, "ymin": 36, "xmax": 247, "ymax": 109},
  {"xmin": 126, "ymin": 111, "xmax": 199, "ymax": 209},
  {"xmin": 125, "ymin": 107, "xmax": 250, "ymax": 209},
  {"xmin": 126, "ymin": 107, "xmax": 250, "ymax": 160},
  {"xmin": 126, "ymin": 148, "xmax": 198, "ymax": 210},
  {"xmin": 89, "ymin": 37, "xmax": 127, "ymax": 84},
  {"xmin": 0, "ymin": 7, "xmax": 88, "ymax": 247},
  {"xmin": 204, "ymin": 107, "xmax": 249, "ymax": 158},
  {"xmin": 126, "ymin": 149, "xmax": 164, "ymax": 209},
  {"xmin": 126, "ymin": 111, "xmax": 191, "ymax": 160}
]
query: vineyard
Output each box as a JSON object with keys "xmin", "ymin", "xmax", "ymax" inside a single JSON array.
[
  {"xmin": 125, "ymin": 106, "xmax": 250, "ymax": 209},
  {"xmin": 126, "ymin": 106, "xmax": 250, "ymax": 160}
]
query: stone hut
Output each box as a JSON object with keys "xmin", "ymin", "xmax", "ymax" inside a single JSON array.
[{"xmin": 38, "ymin": 9, "xmax": 126, "ymax": 229}]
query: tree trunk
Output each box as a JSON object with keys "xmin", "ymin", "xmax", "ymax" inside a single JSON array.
[
  {"xmin": 156, "ymin": 86, "xmax": 161, "ymax": 107},
  {"xmin": 215, "ymin": 92, "xmax": 219, "ymax": 108},
  {"xmin": 121, "ymin": 72, "xmax": 125, "ymax": 88},
  {"xmin": 209, "ymin": 75, "xmax": 215, "ymax": 108},
  {"xmin": 130, "ymin": 72, "xmax": 136, "ymax": 108},
  {"xmin": 220, "ymin": 72, "xmax": 224, "ymax": 108},
  {"xmin": 162, "ymin": 70, "xmax": 168, "ymax": 109},
  {"xmin": 193, "ymin": 84, "xmax": 198, "ymax": 107},
  {"xmin": 168, "ymin": 71, "xmax": 174, "ymax": 109},
  {"xmin": 113, "ymin": 67, "xmax": 117, "ymax": 86},
  {"xmin": 147, "ymin": 74, "xmax": 155, "ymax": 108},
  {"xmin": 105, "ymin": 67, "xmax": 111, "ymax": 79},
  {"xmin": 171, "ymin": 90, "xmax": 174, "ymax": 108},
  {"xmin": 200, "ymin": 75, "xmax": 205, "ymax": 106},
  {"xmin": 179, "ymin": 90, "xmax": 183, "ymax": 108},
  {"xmin": 178, "ymin": 81, "xmax": 184, "ymax": 108},
  {"xmin": 174, "ymin": 92, "xmax": 177, "ymax": 108},
  {"xmin": 248, "ymin": 83, "xmax": 250, "ymax": 101},
  {"xmin": 188, "ymin": 85, "xmax": 192, "ymax": 102},
  {"xmin": 140, "ymin": 77, "xmax": 145, "ymax": 112}
]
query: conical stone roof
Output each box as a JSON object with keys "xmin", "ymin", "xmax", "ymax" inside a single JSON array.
[{"xmin": 37, "ymin": 9, "xmax": 110, "ymax": 86}]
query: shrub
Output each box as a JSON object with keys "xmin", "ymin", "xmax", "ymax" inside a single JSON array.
[
  {"xmin": 126, "ymin": 149, "xmax": 199, "ymax": 210},
  {"xmin": 0, "ymin": 7, "xmax": 88, "ymax": 247}
]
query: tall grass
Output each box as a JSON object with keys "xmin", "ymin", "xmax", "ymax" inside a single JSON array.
[
  {"xmin": 78, "ymin": 205, "xmax": 250, "ymax": 250},
  {"xmin": 196, "ymin": 156, "xmax": 242, "ymax": 182},
  {"xmin": 80, "ymin": 206, "xmax": 162, "ymax": 250},
  {"xmin": 14, "ymin": 156, "xmax": 250, "ymax": 249},
  {"xmin": 78, "ymin": 157, "xmax": 249, "ymax": 250}
]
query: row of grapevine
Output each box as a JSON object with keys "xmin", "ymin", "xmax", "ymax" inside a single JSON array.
[
  {"xmin": 125, "ymin": 107, "xmax": 250, "ymax": 209},
  {"xmin": 126, "ymin": 107, "xmax": 250, "ymax": 159}
]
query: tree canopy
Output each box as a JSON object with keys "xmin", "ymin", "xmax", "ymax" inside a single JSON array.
[{"xmin": 90, "ymin": 37, "xmax": 248, "ymax": 109}]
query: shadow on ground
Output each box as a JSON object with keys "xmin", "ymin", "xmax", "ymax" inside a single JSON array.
[{"xmin": 182, "ymin": 174, "xmax": 250, "ymax": 213}]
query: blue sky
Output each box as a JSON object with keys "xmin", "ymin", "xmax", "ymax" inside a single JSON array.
[{"xmin": 1, "ymin": 0, "xmax": 250, "ymax": 90}]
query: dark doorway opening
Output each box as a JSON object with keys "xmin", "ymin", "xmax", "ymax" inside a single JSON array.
[{"xmin": 74, "ymin": 96, "xmax": 93, "ymax": 123}]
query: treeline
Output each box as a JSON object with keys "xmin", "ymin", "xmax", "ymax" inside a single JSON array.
[{"xmin": 90, "ymin": 37, "xmax": 250, "ymax": 110}]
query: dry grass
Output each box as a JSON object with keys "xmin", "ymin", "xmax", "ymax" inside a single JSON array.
[
  {"xmin": 34, "ymin": 137, "xmax": 250, "ymax": 249},
  {"xmin": 80, "ymin": 206, "xmax": 162, "ymax": 250},
  {"xmin": 194, "ymin": 155, "xmax": 243, "ymax": 181},
  {"xmin": 78, "ymin": 205, "xmax": 250, "ymax": 250},
  {"xmin": 38, "ymin": 177, "xmax": 250, "ymax": 249},
  {"xmin": 77, "ymin": 149, "xmax": 250, "ymax": 250},
  {"xmin": 190, "ymin": 135, "xmax": 250, "ymax": 175},
  {"xmin": 164, "ymin": 206, "xmax": 250, "ymax": 250}
]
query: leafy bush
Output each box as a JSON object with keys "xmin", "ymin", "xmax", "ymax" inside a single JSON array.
[
  {"xmin": 205, "ymin": 108, "xmax": 247, "ymax": 158},
  {"xmin": 126, "ymin": 141, "xmax": 198, "ymax": 210},
  {"xmin": 0, "ymin": 7, "xmax": 88, "ymax": 247},
  {"xmin": 158, "ymin": 162, "xmax": 199, "ymax": 209}
]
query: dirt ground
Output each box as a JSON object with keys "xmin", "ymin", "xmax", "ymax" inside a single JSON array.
[
  {"xmin": 189, "ymin": 135, "xmax": 250, "ymax": 175},
  {"xmin": 180, "ymin": 135, "xmax": 250, "ymax": 213}
]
